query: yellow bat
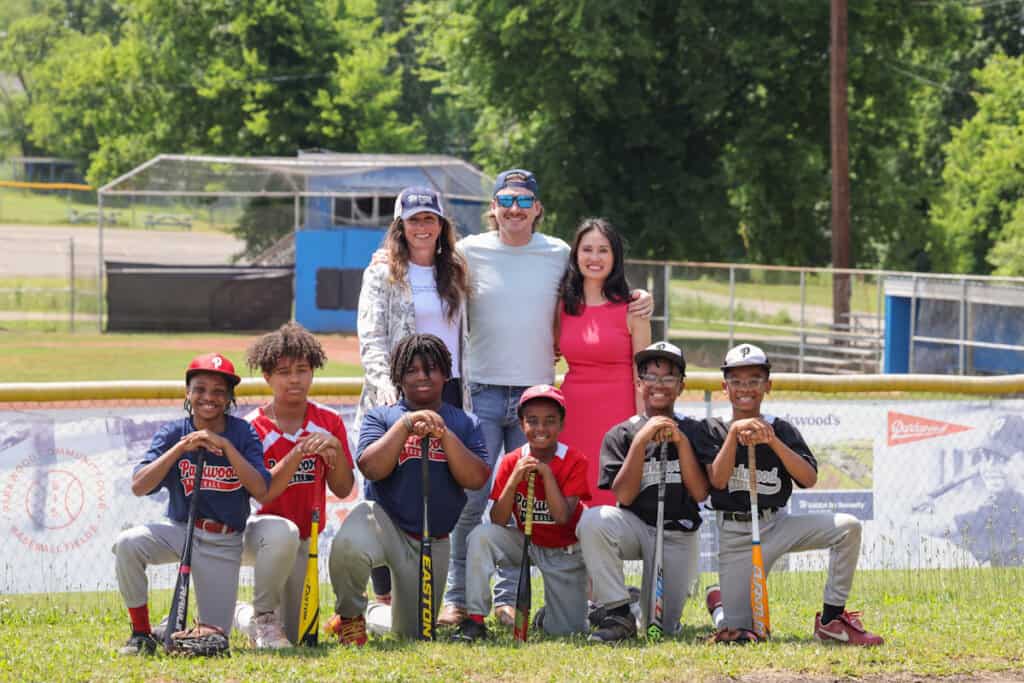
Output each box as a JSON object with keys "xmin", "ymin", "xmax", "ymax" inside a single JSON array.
[
  {"xmin": 298, "ymin": 507, "xmax": 320, "ymax": 646},
  {"xmin": 747, "ymin": 444, "xmax": 770, "ymax": 640}
]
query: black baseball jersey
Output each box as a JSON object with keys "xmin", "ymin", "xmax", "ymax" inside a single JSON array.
[
  {"xmin": 598, "ymin": 414, "xmax": 703, "ymax": 532},
  {"xmin": 691, "ymin": 415, "xmax": 817, "ymax": 512}
]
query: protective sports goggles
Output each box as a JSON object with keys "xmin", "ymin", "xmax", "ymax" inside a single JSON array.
[{"xmin": 495, "ymin": 194, "xmax": 537, "ymax": 209}]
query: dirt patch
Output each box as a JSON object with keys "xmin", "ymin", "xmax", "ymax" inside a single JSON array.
[{"xmin": 708, "ymin": 673, "xmax": 1024, "ymax": 683}]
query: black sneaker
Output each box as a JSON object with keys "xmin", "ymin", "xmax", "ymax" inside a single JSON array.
[
  {"xmin": 451, "ymin": 619, "xmax": 488, "ymax": 643},
  {"xmin": 531, "ymin": 606, "xmax": 545, "ymax": 633},
  {"xmin": 118, "ymin": 631, "xmax": 158, "ymax": 656},
  {"xmin": 588, "ymin": 613, "xmax": 637, "ymax": 644}
]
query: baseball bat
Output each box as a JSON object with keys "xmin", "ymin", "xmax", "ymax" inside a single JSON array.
[
  {"xmin": 164, "ymin": 449, "xmax": 206, "ymax": 652},
  {"xmin": 418, "ymin": 435, "xmax": 434, "ymax": 641},
  {"xmin": 646, "ymin": 441, "xmax": 669, "ymax": 640},
  {"xmin": 513, "ymin": 471, "xmax": 536, "ymax": 643},
  {"xmin": 298, "ymin": 505, "xmax": 320, "ymax": 646},
  {"xmin": 747, "ymin": 443, "xmax": 771, "ymax": 640}
]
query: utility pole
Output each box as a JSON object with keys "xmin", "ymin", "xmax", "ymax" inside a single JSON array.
[{"xmin": 831, "ymin": 0, "xmax": 852, "ymax": 333}]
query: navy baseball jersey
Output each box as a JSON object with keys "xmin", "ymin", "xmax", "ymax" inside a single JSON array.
[
  {"xmin": 358, "ymin": 400, "xmax": 488, "ymax": 537},
  {"xmin": 136, "ymin": 416, "xmax": 270, "ymax": 532}
]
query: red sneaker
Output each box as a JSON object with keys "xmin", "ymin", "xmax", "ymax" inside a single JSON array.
[
  {"xmin": 814, "ymin": 611, "xmax": 884, "ymax": 647},
  {"xmin": 325, "ymin": 613, "xmax": 368, "ymax": 646}
]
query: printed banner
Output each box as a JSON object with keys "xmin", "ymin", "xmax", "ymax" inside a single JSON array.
[{"xmin": 2, "ymin": 399, "xmax": 1022, "ymax": 594}]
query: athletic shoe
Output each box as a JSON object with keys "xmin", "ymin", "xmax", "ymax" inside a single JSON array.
[
  {"xmin": 118, "ymin": 631, "xmax": 158, "ymax": 655},
  {"xmin": 589, "ymin": 586, "xmax": 641, "ymax": 629},
  {"xmin": 233, "ymin": 602, "xmax": 255, "ymax": 637},
  {"xmin": 365, "ymin": 601, "xmax": 393, "ymax": 636},
  {"xmin": 708, "ymin": 627, "xmax": 759, "ymax": 645},
  {"xmin": 252, "ymin": 612, "xmax": 291, "ymax": 649},
  {"xmin": 451, "ymin": 619, "xmax": 488, "ymax": 643},
  {"xmin": 325, "ymin": 613, "xmax": 368, "ymax": 646},
  {"xmin": 588, "ymin": 613, "xmax": 637, "ymax": 644},
  {"xmin": 494, "ymin": 604, "xmax": 516, "ymax": 627},
  {"xmin": 531, "ymin": 606, "xmax": 546, "ymax": 633},
  {"xmin": 437, "ymin": 604, "xmax": 466, "ymax": 626},
  {"xmin": 151, "ymin": 615, "xmax": 170, "ymax": 642},
  {"xmin": 705, "ymin": 584, "xmax": 725, "ymax": 629},
  {"xmin": 814, "ymin": 611, "xmax": 884, "ymax": 647}
]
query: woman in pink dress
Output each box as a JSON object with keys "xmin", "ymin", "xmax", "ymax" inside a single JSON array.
[{"xmin": 557, "ymin": 218, "xmax": 651, "ymax": 507}]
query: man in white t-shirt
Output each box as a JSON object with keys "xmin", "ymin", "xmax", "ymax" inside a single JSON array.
[{"xmin": 440, "ymin": 169, "xmax": 653, "ymax": 625}]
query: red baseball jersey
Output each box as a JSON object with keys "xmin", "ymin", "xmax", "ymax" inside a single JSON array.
[
  {"xmin": 246, "ymin": 401, "xmax": 353, "ymax": 539},
  {"xmin": 489, "ymin": 443, "xmax": 591, "ymax": 548}
]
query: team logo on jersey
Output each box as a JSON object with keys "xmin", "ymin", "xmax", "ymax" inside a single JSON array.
[
  {"xmin": 514, "ymin": 490, "xmax": 554, "ymax": 525},
  {"xmin": 266, "ymin": 455, "xmax": 318, "ymax": 486},
  {"xmin": 178, "ymin": 459, "xmax": 242, "ymax": 495},
  {"xmin": 728, "ymin": 463, "xmax": 782, "ymax": 496},
  {"xmin": 887, "ymin": 411, "xmax": 971, "ymax": 446},
  {"xmin": 398, "ymin": 435, "xmax": 446, "ymax": 465}
]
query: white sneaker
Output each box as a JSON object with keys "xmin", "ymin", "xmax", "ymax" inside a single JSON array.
[
  {"xmin": 365, "ymin": 601, "xmax": 393, "ymax": 636},
  {"xmin": 252, "ymin": 612, "xmax": 291, "ymax": 649},
  {"xmin": 234, "ymin": 602, "xmax": 255, "ymax": 637}
]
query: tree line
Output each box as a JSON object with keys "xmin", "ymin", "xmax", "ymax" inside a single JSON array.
[{"xmin": 2, "ymin": 0, "xmax": 1024, "ymax": 275}]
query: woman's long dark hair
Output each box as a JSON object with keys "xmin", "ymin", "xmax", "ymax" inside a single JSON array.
[
  {"xmin": 384, "ymin": 212, "xmax": 469, "ymax": 323},
  {"xmin": 559, "ymin": 217, "xmax": 630, "ymax": 316}
]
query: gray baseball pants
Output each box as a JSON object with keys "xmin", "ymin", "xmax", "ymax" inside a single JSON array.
[
  {"xmin": 328, "ymin": 501, "xmax": 450, "ymax": 640},
  {"xmin": 577, "ymin": 505, "xmax": 699, "ymax": 634},
  {"xmin": 715, "ymin": 508, "xmax": 862, "ymax": 630},
  {"xmin": 113, "ymin": 521, "xmax": 243, "ymax": 634},
  {"xmin": 466, "ymin": 523, "xmax": 588, "ymax": 635},
  {"xmin": 240, "ymin": 514, "xmax": 310, "ymax": 644}
]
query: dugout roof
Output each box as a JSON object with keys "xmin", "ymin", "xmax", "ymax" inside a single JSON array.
[{"xmin": 98, "ymin": 152, "xmax": 493, "ymax": 202}]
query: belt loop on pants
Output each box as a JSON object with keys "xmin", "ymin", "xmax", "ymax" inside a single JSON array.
[{"xmin": 195, "ymin": 517, "xmax": 236, "ymax": 535}]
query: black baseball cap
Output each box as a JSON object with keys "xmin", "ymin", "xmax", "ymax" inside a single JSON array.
[{"xmin": 634, "ymin": 341, "xmax": 686, "ymax": 376}]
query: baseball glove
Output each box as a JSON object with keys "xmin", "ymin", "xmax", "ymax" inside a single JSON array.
[
  {"xmin": 707, "ymin": 627, "xmax": 760, "ymax": 645},
  {"xmin": 170, "ymin": 623, "xmax": 231, "ymax": 657}
]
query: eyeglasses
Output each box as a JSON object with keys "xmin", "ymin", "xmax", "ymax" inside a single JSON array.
[
  {"xmin": 639, "ymin": 374, "xmax": 682, "ymax": 387},
  {"xmin": 495, "ymin": 194, "xmax": 536, "ymax": 209},
  {"xmin": 725, "ymin": 377, "xmax": 767, "ymax": 390}
]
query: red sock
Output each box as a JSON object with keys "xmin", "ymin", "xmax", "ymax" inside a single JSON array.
[
  {"xmin": 467, "ymin": 614, "xmax": 485, "ymax": 624},
  {"xmin": 128, "ymin": 605, "xmax": 151, "ymax": 634}
]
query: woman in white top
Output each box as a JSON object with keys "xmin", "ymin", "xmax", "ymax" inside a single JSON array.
[{"xmin": 355, "ymin": 185, "xmax": 470, "ymax": 603}]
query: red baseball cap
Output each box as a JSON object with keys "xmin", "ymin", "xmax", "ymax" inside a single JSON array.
[
  {"xmin": 185, "ymin": 353, "xmax": 241, "ymax": 387},
  {"xmin": 517, "ymin": 384, "xmax": 566, "ymax": 417}
]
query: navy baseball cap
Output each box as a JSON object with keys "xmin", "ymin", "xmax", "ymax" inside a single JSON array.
[
  {"xmin": 394, "ymin": 186, "xmax": 445, "ymax": 222},
  {"xmin": 493, "ymin": 169, "xmax": 539, "ymax": 198}
]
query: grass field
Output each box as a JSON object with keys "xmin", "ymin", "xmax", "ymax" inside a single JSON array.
[
  {"xmin": 2, "ymin": 568, "xmax": 1021, "ymax": 682},
  {"xmin": 0, "ymin": 331, "xmax": 361, "ymax": 382},
  {"xmin": 0, "ymin": 187, "xmax": 235, "ymax": 233}
]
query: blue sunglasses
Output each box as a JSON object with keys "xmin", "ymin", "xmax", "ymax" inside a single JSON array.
[{"xmin": 495, "ymin": 194, "xmax": 537, "ymax": 209}]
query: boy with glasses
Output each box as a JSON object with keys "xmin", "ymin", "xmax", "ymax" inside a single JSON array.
[
  {"xmin": 694, "ymin": 343, "xmax": 883, "ymax": 645},
  {"xmin": 577, "ymin": 341, "xmax": 708, "ymax": 643}
]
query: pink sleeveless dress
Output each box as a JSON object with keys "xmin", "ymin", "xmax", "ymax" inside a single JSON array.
[{"xmin": 558, "ymin": 301, "xmax": 635, "ymax": 507}]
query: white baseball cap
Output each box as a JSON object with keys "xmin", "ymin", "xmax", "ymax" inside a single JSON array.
[{"xmin": 721, "ymin": 343, "xmax": 771, "ymax": 371}]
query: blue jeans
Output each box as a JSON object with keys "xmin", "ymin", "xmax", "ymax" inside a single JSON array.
[{"xmin": 443, "ymin": 382, "xmax": 527, "ymax": 608}]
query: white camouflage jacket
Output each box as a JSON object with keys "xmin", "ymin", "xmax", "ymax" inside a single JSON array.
[{"xmin": 354, "ymin": 262, "xmax": 471, "ymax": 442}]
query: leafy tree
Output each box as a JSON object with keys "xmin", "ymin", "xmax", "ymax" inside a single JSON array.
[
  {"xmin": 933, "ymin": 53, "xmax": 1024, "ymax": 275},
  {"xmin": 411, "ymin": 0, "xmax": 970, "ymax": 267}
]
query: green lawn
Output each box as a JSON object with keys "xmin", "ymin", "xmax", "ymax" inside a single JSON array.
[
  {"xmin": 0, "ymin": 331, "xmax": 360, "ymax": 382},
  {"xmin": 0, "ymin": 187, "xmax": 238, "ymax": 233},
  {"xmin": 671, "ymin": 274, "xmax": 883, "ymax": 316},
  {"xmin": 1, "ymin": 568, "xmax": 1021, "ymax": 682}
]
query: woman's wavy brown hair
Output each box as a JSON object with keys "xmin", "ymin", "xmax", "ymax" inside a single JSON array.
[{"xmin": 384, "ymin": 213, "xmax": 468, "ymax": 322}]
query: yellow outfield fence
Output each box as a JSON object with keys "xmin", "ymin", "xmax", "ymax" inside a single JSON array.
[
  {"xmin": 0, "ymin": 372, "xmax": 1022, "ymax": 403},
  {"xmin": 1, "ymin": 372, "xmax": 1022, "ymax": 596}
]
